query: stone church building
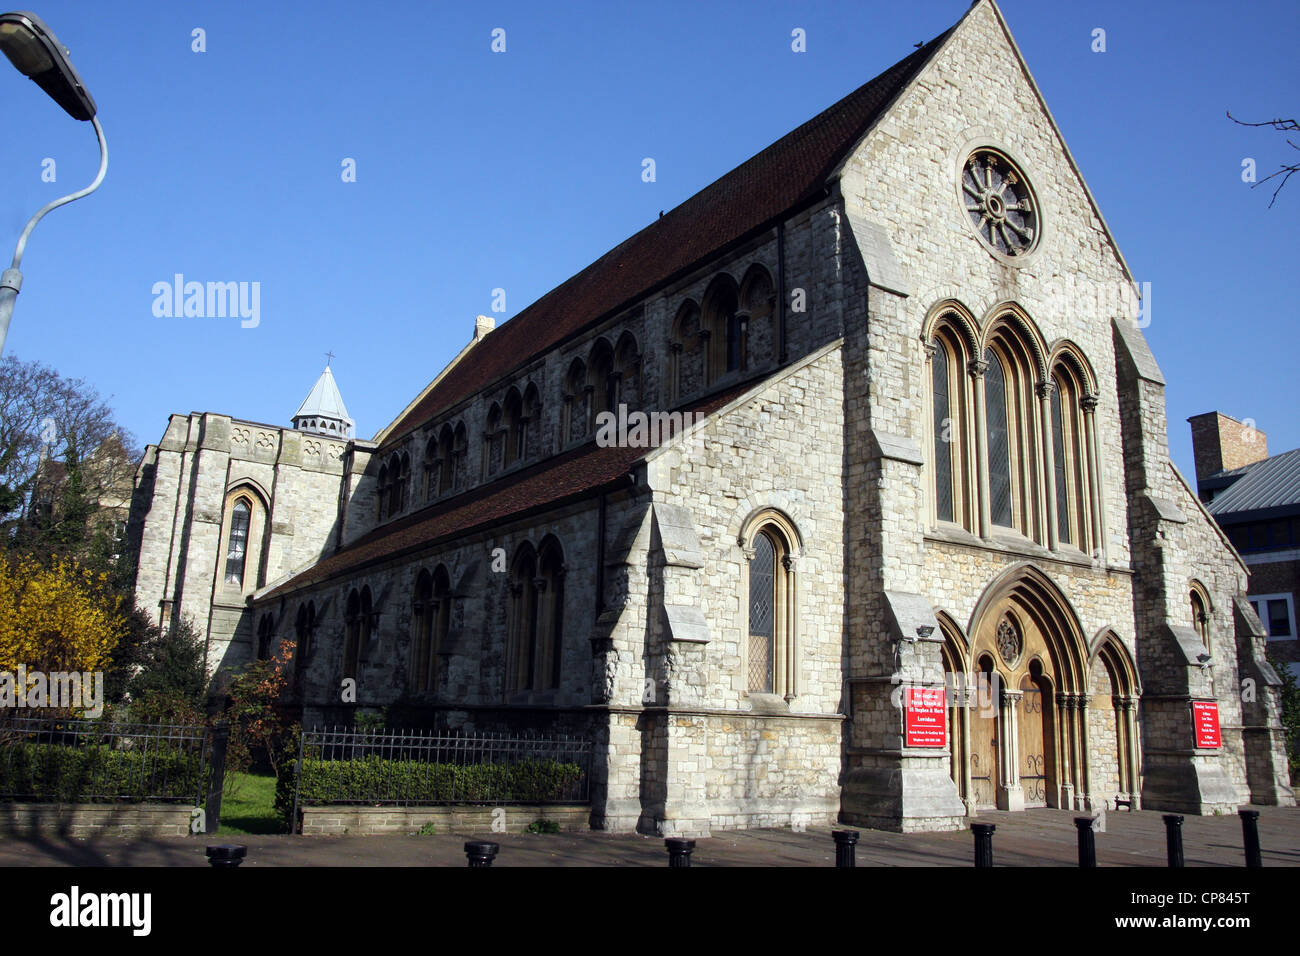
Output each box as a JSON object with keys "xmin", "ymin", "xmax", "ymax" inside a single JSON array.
[{"xmin": 127, "ymin": 0, "xmax": 1293, "ymax": 835}]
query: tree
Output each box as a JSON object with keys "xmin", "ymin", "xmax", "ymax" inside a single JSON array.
[
  {"xmin": 1228, "ymin": 112, "xmax": 1299, "ymax": 208},
  {"xmin": 0, "ymin": 553, "xmax": 125, "ymax": 678},
  {"xmin": 223, "ymin": 640, "xmax": 297, "ymax": 780},
  {"xmin": 104, "ymin": 608, "xmax": 209, "ymax": 720},
  {"xmin": 0, "ymin": 354, "xmax": 139, "ymax": 567}
]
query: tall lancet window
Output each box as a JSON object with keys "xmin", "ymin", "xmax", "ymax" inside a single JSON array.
[
  {"xmin": 225, "ymin": 499, "xmax": 250, "ymax": 585},
  {"xmin": 1050, "ymin": 382, "xmax": 1070, "ymax": 544},
  {"xmin": 748, "ymin": 532, "xmax": 776, "ymax": 694},
  {"xmin": 932, "ymin": 344, "xmax": 954, "ymax": 523},
  {"xmin": 984, "ymin": 355, "xmax": 1013, "ymax": 528}
]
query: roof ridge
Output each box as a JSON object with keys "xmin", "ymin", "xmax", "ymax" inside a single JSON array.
[{"xmin": 377, "ymin": 25, "xmax": 954, "ymax": 451}]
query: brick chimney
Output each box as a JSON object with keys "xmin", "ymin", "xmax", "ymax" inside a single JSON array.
[{"xmin": 1188, "ymin": 412, "xmax": 1269, "ymax": 485}]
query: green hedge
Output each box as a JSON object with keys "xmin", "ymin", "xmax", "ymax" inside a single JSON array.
[
  {"xmin": 0, "ymin": 743, "xmax": 204, "ymax": 803},
  {"xmin": 278, "ymin": 755, "xmax": 586, "ymax": 825}
]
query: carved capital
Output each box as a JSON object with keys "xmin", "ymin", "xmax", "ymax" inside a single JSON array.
[
  {"xmin": 1080, "ymin": 394, "xmax": 1100, "ymax": 413},
  {"xmin": 968, "ymin": 359, "xmax": 989, "ymax": 379},
  {"xmin": 1035, "ymin": 380, "xmax": 1056, "ymax": 400}
]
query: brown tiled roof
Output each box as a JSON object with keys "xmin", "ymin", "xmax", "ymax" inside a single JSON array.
[
  {"xmin": 263, "ymin": 381, "xmax": 760, "ymax": 598},
  {"xmin": 378, "ymin": 30, "xmax": 950, "ymax": 451},
  {"xmin": 264, "ymin": 31, "xmax": 953, "ymax": 599}
]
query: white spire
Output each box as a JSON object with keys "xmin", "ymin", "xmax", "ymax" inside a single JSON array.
[{"xmin": 293, "ymin": 365, "xmax": 355, "ymax": 438}]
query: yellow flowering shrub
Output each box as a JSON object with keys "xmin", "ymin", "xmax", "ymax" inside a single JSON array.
[{"xmin": 0, "ymin": 554, "xmax": 125, "ymax": 675}]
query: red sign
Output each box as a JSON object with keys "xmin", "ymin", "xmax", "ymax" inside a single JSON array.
[
  {"xmin": 905, "ymin": 687, "xmax": 947, "ymax": 748},
  {"xmin": 1192, "ymin": 701, "xmax": 1221, "ymax": 749}
]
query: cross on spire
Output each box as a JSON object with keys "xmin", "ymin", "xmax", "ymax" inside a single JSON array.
[{"xmin": 324, "ymin": 350, "xmax": 335, "ymax": 367}]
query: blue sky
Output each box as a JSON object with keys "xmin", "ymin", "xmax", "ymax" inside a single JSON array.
[{"xmin": 0, "ymin": 0, "xmax": 1295, "ymax": 479}]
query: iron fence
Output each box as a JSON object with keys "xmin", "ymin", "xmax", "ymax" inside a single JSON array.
[
  {"xmin": 0, "ymin": 715, "xmax": 211, "ymax": 805},
  {"xmin": 291, "ymin": 726, "xmax": 592, "ymax": 821}
]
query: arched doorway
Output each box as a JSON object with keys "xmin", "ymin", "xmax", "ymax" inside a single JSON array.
[
  {"xmin": 966, "ymin": 564, "xmax": 1088, "ymax": 811},
  {"xmin": 969, "ymin": 653, "xmax": 998, "ymax": 809}
]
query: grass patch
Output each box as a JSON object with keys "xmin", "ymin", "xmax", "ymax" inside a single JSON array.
[{"xmin": 216, "ymin": 771, "xmax": 283, "ymax": 835}]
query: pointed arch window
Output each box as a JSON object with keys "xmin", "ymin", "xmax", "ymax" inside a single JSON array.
[
  {"xmin": 452, "ymin": 424, "xmax": 468, "ymax": 489},
  {"xmin": 563, "ymin": 359, "xmax": 589, "ymax": 444},
  {"xmin": 587, "ymin": 339, "xmax": 617, "ymax": 428},
  {"xmin": 1190, "ymin": 583, "xmax": 1211, "ymax": 652},
  {"xmin": 423, "ymin": 437, "xmax": 438, "ymax": 501},
  {"xmin": 741, "ymin": 513, "xmax": 800, "ymax": 699},
  {"xmin": 925, "ymin": 318, "xmax": 975, "ymax": 532},
  {"xmin": 294, "ymin": 601, "xmax": 316, "ymax": 674},
  {"xmin": 344, "ymin": 590, "xmax": 362, "ymax": 682},
  {"xmin": 392, "ymin": 453, "xmax": 410, "ymax": 515},
  {"xmin": 984, "ymin": 354, "xmax": 1013, "ymax": 529},
  {"xmin": 1049, "ymin": 382, "xmax": 1069, "ymax": 543},
  {"xmin": 507, "ymin": 540, "xmax": 564, "ymax": 694},
  {"xmin": 1044, "ymin": 356, "xmax": 1098, "ymax": 555},
  {"xmin": 256, "ymin": 613, "xmax": 274, "ymax": 661},
  {"xmin": 739, "ymin": 265, "xmax": 774, "ymax": 369},
  {"xmin": 748, "ymin": 532, "xmax": 776, "ymax": 693},
  {"xmin": 225, "ymin": 498, "xmax": 251, "ymax": 584},
  {"xmin": 726, "ymin": 312, "xmax": 744, "ymax": 373},
  {"xmin": 669, "ymin": 301, "xmax": 702, "ymax": 401},
  {"xmin": 343, "ymin": 587, "xmax": 372, "ymax": 683},
  {"xmin": 412, "ymin": 568, "xmax": 451, "ymax": 693},
  {"xmin": 433, "ymin": 424, "xmax": 454, "ymax": 495},
  {"xmin": 932, "ymin": 343, "xmax": 955, "ymax": 524},
  {"xmin": 979, "ymin": 320, "xmax": 1042, "ymax": 541},
  {"xmin": 614, "ymin": 334, "xmax": 641, "ymax": 409},
  {"xmin": 701, "ymin": 276, "xmax": 739, "ymax": 384},
  {"xmin": 376, "ymin": 465, "xmax": 389, "ymax": 520}
]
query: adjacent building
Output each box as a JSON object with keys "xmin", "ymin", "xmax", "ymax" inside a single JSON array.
[{"xmin": 1190, "ymin": 412, "xmax": 1300, "ymax": 680}]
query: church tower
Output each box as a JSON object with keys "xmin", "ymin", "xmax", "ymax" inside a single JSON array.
[{"xmin": 292, "ymin": 365, "xmax": 355, "ymax": 439}]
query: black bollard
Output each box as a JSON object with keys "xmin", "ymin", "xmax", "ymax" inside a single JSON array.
[
  {"xmin": 665, "ymin": 838, "xmax": 695, "ymax": 867},
  {"xmin": 205, "ymin": 844, "xmax": 246, "ymax": 868},
  {"xmin": 831, "ymin": 830, "xmax": 859, "ymax": 868},
  {"xmin": 1239, "ymin": 809, "xmax": 1262, "ymax": 868},
  {"xmin": 1162, "ymin": 815, "xmax": 1185, "ymax": 868},
  {"xmin": 971, "ymin": 823, "xmax": 995, "ymax": 868},
  {"xmin": 1074, "ymin": 817, "xmax": 1097, "ymax": 868},
  {"xmin": 464, "ymin": 840, "xmax": 499, "ymax": 867}
]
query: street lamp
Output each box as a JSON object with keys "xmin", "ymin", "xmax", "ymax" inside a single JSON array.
[{"xmin": 0, "ymin": 10, "xmax": 106, "ymax": 356}]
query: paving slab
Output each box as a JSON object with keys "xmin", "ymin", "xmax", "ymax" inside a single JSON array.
[{"xmin": 0, "ymin": 806, "xmax": 1294, "ymax": 867}]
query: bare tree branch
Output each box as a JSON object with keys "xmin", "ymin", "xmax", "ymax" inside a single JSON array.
[{"xmin": 1228, "ymin": 110, "xmax": 1300, "ymax": 208}]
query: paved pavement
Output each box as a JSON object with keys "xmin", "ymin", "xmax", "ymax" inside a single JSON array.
[{"xmin": 0, "ymin": 806, "xmax": 1295, "ymax": 867}]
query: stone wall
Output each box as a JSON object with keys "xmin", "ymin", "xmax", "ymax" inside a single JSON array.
[{"xmin": 130, "ymin": 411, "xmax": 350, "ymax": 681}]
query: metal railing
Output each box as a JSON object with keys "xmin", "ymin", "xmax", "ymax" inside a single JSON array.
[
  {"xmin": 290, "ymin": 726, "xmax": 591, "ymax": 825},
  {"xmin": 0, "ymin": 715, "xmax": 211, "ymax": 805}
]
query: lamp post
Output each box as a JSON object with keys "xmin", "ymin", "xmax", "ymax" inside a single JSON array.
[{"xmin": 0, "ymin": 10, "xmax": 106, "ymax": 356}]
